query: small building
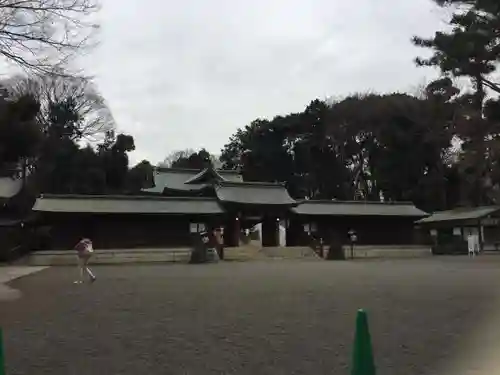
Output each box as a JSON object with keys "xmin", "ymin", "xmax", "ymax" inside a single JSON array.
[
  {"xmin": 415, "ymin": 206, "xmax": 500, "ymax": 253},
  {"xmin": 289, "ymin": 200, "xmax": 427, "ymax": 246},
  {"xmin": 0, "ymin": 176, "xmax": 29, "ymax": 260},
  {"xmin": 31, "ymin": 167, "xmax": 428, "ymax": 250}
]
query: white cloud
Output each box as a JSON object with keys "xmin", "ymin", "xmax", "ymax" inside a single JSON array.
[{"xmin": 80, "ymin": 0, "xmax": 447, "ymax": 165}]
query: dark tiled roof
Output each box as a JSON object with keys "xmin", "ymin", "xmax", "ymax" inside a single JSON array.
[
  {"xmin": 184, "ymin": 167, "xmax": 226, "ymax": 184},
  {"xmin": 0, "ymin": 218, "xmax": 23, "ymax": 227},
  {"xmin": 33, "ymin": 195, "xmax": 225, "ymax": 214},
  {"xmin": 415, "ymin": 206, "xmax": 500, "ymax": 224},
  {"xmin": 143, "ymin": 168, "xmax": 242, "ymax": 193},
  {"xmin": 292, "ymin": 200, "xmax": 427, "ymax": 217},
  {"xmin": 0, "ymin": 177, "xmax": 22, "ymax": 198},
  {"xmin": 215, "ymin": 181, "xmax": 297, "ymax": 206}
]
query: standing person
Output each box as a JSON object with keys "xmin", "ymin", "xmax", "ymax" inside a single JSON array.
[
  {"xmin": 474, "ymin": 231, "xmax": 481, "ymax": 255},
  {"xmin": 74, "ymin": 237, "xmax": 96, "ymax": 284},
  {"xmin": 467, "ymin": 232, "xmax": 476, "ymax": 258},
  {"xmin": 214, "ymin": 227, "xmax": 224, "ymax": 260}
]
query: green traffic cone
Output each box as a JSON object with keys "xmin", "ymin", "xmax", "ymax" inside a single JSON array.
[
  {"xmin": 0, "ymin": 328, "xmax": 5, "ymax": 375},
  {"xmin": 351, "ymin": 309, "xmax": 376, "ymax": 375}
]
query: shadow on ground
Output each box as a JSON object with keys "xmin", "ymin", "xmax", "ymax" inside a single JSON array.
[{"xmin": 1, "ymin": 257, "xmax": 500, "ymax": 375}]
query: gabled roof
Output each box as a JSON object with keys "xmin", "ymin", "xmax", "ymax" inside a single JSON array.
[
  {"xmin": 0, "ymin": 218, "xmax": 24, "ymax": 227},
  {"xmin": 0, "ymin": 177, "xmax": 22, "ymax": 198},
  {"xmin": 292, "ymin": 200, "xmax": 427, "ymax": 217},
  {"xmin": 184, "ymin": 167, "xmax": 225, "ymax": 184},
  {"xmin": 215, "ymin": 181, "xmax": 297, "ymax": 206},
  {"xmin": 31, "ymin": 193, "xmax": 431, "ymax": 218},
  {"xmin": 415, "ymin": 206, "xmax": 500, "ymax": 224},
  {"xmin": 33, "ymin": 195, "xmax": 225, "ymax": 214},
  {"xmin": 142, "ymin": 167, "xmax": 242, "ymax": 194}
]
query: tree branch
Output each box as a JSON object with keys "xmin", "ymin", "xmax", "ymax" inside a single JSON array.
[
  {"xmin": 481, "ymin": 76, "xmax": 500, "ymax": 94},
  {"xmin": 0, "ymin": 0, "xmax": 99, "ymax": 75}
]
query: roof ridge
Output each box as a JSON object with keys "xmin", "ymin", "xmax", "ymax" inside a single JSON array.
[
  {"xmin": 155, "ymin": 167, "xmax": 239, "ymax": 174},
  {"xmin": 427, "ymin": 206, "xmax": 500, "ymax": 214},
  {"xmin": 38, "ymin": 194, "xmax": 219, "ymax": 202},
  {"xmin": 297, "ymin": 200, "xmax": 416, "ymax": 205},
  {"xmin": 217, "ymin": 181, "xmax": 286, "ymax": 188},
  {"xmin": 416, "ymin": 205, "xmax": 500, "ymax": 223},
  {"xmin": 184, "ymin": 167, "xmax": 226, "ymax": 184},
  {"xmin": 451, "ymin": 205, "xmax": 500, "ymax": 210}
]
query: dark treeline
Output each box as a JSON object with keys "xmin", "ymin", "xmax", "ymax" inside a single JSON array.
[
  {"xmin": 219, "ymin": 92, "xmax": 459, "ymax": 212},
  {"xmin": 0, "ymin": 0, "xmax": 155, "ymax": 197},
  {"xmin": 215, "ymin": 0, "xmax": 500, "ymax": 212},
  {"xmin": 161, "ymin": 149, "xmax": 215, "ymax": 170},
  {"xmin": 1, "ymin": 0, "xmax": 499, "ymax": 213},
  {"xmin": 0, "ymin": 74, "xmax": 154, "ymax": 196}
]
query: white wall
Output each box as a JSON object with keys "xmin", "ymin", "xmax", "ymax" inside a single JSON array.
[{"xmin": 279, "ymin": 221, "xmax": 286, "ymax": 247}]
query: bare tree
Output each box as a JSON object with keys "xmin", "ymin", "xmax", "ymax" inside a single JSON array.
[
  {"xmin": 160, "ymin": 149, "xmax": 219, "ymax": 169},
  {"xmin": 160, "ymin": 149, "xmax": 196, "ymax": 167},
  {"xmin": 6, "ymin": 73, "xmax": 114, "ymax": 140},
  {"xmin": 0, "ymin": 0, "xmax": 99, "ymax": 74}
]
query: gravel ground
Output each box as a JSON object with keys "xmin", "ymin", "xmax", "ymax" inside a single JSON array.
[{"xmin": 2, "ymin": 257, "xmax": 500, "ymax": 375}]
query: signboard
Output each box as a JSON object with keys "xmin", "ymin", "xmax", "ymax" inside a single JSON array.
[
  {"xmin": 245, "ymin": 216, "xmax": 263, "ymax": 221},
  {"xmin": 453, "ymin": 227, "xmax": 461, "ymax": 235},
  {"xmin": 190, "ymin": 223, "xmax": 206, "ymax": 233},
  {"xmin": 304, "ymin": 223, "xmax": 318, "ymax": 232},
  {"xmin": 481, "ymin": 218, "xmax": 499, "ymax": 226},
  {"xmin": 430, "ymin": 229, "xmax": 438, "ymax": 237}
]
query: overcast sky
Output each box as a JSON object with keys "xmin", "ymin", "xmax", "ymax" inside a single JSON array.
[{"xmin": 83, "ymin": 0, "xmax": 447, "ymax": 165}]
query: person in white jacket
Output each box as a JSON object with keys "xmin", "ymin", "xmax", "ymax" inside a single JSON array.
[
  {"xmin": 74, "ymin": 238, "xmax": 97, "ymax": 284},
  {"xmin": 474, "ymin": 233, "xmax": 481, "ymax": 255},
  {"xmin": 467, "ymin": 232, "xmax": 480, "ymax": 257}
]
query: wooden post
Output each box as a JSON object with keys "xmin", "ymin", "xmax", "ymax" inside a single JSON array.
[
  {"xmin": 478, "ymin": 220, "xmax": 484, "ymax": 252},
  {"xmin": 285, "ymin": 219, "xmax": 294, "ymax": 246},
  {"xmin": 0, "ymin": 328, "xmax": 5, "ymax": 375},
  {"xmin": 262, "ymin": 216, "xmax": 279, "ymax": 247},
  {"xmin": 223, "ymin": 217, "xmax": 240, "ymax": 247},
  {"xmin": 234, "ymin": 217, "xmax": 240, "ymax": 247}
]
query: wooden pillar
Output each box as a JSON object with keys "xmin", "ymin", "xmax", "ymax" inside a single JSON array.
[
  {"xmin": 262, "ymin": 216, "xmax": 279, "ymax": 247},
  {"xmin": 287, "ymin": 219, "xmax": 309, "ymax": 247},
  {"xmin": 286, "ymin": 219, "xmax": 300, "ymax": 247},
  {"xmin": 478, "ymin": 220, "xmax": 484, "ymax": 252},
  {"xmin": 224, "ymin": 217, "xmax": 240, "ymax": 247}
]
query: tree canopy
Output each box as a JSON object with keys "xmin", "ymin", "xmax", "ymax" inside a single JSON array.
[
  {"xmin": 0, "ymin": 74, "xmax": 149, "ymax": 195},
  {"xmin": 413, "ymin": 0, "xmax": 500, "ymax": 205},
  {"xmin": 220, "ymin": 90, "xmax": 460, "ymax": 212},
  {"xmin": 2, "ymin": 0, "xmax": 500, "ymax": 212},
  {"xmin": 162, "ymin": 148, "xmax": 215, "ymax": 170},
  {"xmin": 0, "ymin": 0, "xmax": 99, "ymax": 74}
]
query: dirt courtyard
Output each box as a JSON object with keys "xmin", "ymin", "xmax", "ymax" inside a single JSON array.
[{"xmin": 2, "ymin": 257, "xmax": 500, "ymax": 375}]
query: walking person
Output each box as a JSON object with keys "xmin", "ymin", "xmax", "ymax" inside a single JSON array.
[
  {"xmin": 467, "ymin": 232, "xmax": 477, "ymax": 258},
  {"xmin": 214, "ymin": 227, "xmax": 224, "ymax": 260},
  {"xmin": 74, "ymin": 237, "xmax": 97, "ymax": 284},
  {"xmin": 473, "ymin": 232, "xmax": 481, "ymax": 256}
]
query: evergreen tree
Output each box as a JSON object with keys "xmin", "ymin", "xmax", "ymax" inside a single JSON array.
[{"xmin": 413, "ymin": 0, "xmax": 500, "ymax": 205}]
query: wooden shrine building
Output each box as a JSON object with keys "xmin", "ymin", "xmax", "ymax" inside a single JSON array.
[
  {"xmin": 415, "ymin": 206, "xmax": 500, "ymax": 253},
  {"xmin": 31, "ymin": 167, "xmax": 428, "ymax": 250},
  {"xmin": 0, "ymin": 176, "xmax": 31, "ymax": 260}
]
